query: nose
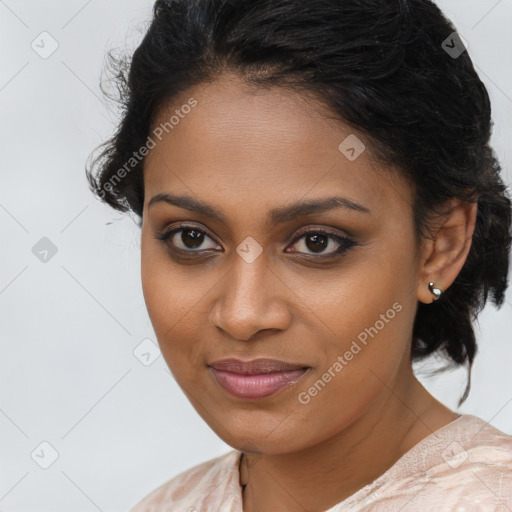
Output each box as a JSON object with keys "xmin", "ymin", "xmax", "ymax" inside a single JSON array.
[{"xmin": 208, "ymin": 252, "xmax": 292, "ymax": 341}]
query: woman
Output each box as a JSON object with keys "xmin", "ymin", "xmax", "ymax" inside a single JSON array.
[{"xmin": 87, "ymin": 0, "xmax": 512, "ymax": 510}]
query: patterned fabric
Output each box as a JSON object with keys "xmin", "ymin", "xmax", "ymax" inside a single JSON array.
[{"xmin": 130, "ymin": 414, "xmax": 512, "ymax": 511}]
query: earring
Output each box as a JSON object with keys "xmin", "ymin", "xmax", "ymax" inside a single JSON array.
[{"xmin": 428, "ymin": 282, "xmax": 442, "ymax": 302}]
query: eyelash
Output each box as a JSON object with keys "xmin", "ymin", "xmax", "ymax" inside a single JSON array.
[{"xmin": 154, "ymin": 224, "xmax": 357, "ymax": 260}]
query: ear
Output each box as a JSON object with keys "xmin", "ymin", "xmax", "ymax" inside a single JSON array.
[{"xmin": 417, "ymin": 198, "xmax": 478, "ymax": 304}]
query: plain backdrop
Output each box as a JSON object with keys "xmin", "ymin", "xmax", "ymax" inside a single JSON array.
[{"xmin": 1, "ymin": 1, "xmax": 511, "ymax": 511}]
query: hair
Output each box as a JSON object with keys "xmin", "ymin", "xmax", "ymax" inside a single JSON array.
[{"xmin": 87, "ymin": 0, "xmax": 511, "ymax": 405}]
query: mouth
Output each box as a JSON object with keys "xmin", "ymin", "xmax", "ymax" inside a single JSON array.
[{"xmin": 207, "ymin": 358, "xmax": 311, "ymax": 400}]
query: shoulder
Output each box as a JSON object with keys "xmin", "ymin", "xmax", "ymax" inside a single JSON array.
[
  {"xmin": 436, "ymin": 414, "xmax": 512, "ymax": 468},
  {"xmin": 334, "ymin": 415, "xmax": 512, "ymax": 511},
  {"xmin": 429, "ymin": 414, "xmax": 512, "ymax": 504},
  {"xmin": 129, "ymin": 449, "xmax": 243, "ymax": 512},
  {"xmin": 395, "ymin": 414, "xmax": 512, "ymax": 509}
]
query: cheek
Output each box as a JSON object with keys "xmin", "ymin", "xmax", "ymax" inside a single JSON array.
[
  {"xmin": 303, "ymin": 297, "xmax": 409, "ymax": 399},
  {"xmin": 141, "ymin": 239, "xmax": 186, "ymax": 350},
  {"xmin": 294, "ymin": 242, "xmax": 415, "ymax": 408},
  {"xmin": 293, "ymin": 242, "xmax": 412, "ymax": 357},
  {"xmin": 140, "ymin": 240, "xmax": 217, "ymax": 380},
  {"xmin": 291, "ymin": 303, "xmax": 412, "ymax": 449},
  {"xmin": 141, "ymin": 231, "xmax": 194, "ymax": 328}
]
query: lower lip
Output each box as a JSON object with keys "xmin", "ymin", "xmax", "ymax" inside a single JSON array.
[{"xmin": 209, "ymin": 367, "xmax": 309, "ymax": 399}]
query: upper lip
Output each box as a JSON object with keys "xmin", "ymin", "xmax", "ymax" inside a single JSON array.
[{"xmin": 208, "ymin": 358, "xmax": 309, "ymax": 375}]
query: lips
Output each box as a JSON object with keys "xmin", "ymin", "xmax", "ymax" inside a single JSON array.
[
  {"xmin": 209, "ymin": 358, "xmax": 308, "ymax": 374},
  {"xmin": 208, "ymin": 358, "xmax": 310, "ymax": 399}
]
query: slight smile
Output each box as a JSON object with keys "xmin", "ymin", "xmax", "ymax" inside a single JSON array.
[{"xmin": 208, "ymin": 358, "xmax": 311, "ymax": 400}]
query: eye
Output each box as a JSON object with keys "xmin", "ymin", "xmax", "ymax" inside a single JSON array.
[
  {"xmin": 155, "ymin": 224, "xmax": 357, "ymax": 260},
  {"xmin": 155, "ymin": 225, "xmax": 221, "ymax": 254},
  {"xmin": 285, "ymin": 229, "xmax": 356, "ymax": 258}
]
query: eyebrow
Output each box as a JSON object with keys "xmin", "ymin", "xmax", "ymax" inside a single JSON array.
[{"xmin": 148, "ymin": 193, "xmax": 370, "ymax": 225}]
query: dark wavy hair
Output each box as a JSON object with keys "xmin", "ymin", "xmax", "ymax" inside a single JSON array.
[{"xmin": 86, "ymin": 0, "xmax": 512, "ymax": 405}]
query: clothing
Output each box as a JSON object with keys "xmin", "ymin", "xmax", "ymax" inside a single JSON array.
[{"xmin": 130, "ymin": 414, "xmax": 512, "ymax": 511}]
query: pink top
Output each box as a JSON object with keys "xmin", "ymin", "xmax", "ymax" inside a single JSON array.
[{"xmin": 130, "ymin": 414, "xmax": 512, "ymax": 511}]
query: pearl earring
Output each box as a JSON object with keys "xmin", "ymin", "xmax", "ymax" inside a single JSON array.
[{"xmin": 428, "ymin": 282, "xmax": 442, "ymax": 302}]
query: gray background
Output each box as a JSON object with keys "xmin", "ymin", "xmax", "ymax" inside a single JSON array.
[{"xmin": 1, "ymin": 1, "xmax": 511, "ymax": 511}]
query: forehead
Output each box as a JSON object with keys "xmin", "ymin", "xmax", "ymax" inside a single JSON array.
[{"xmin": 144, "ymin": 74, "xmax": 412, "ymax": 219}]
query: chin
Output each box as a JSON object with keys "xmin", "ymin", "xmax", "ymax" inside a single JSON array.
[{"xmin": 204, "ymin": 411, "xmax": 310, "ymax": 456}]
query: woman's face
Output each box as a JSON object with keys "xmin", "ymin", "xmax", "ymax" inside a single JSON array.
[{"xmin": 141, "ymin": 74, "xmax": 424, "ymax": 454}]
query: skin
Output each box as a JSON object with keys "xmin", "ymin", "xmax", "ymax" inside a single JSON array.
[{"xmin": 140, "ymin": 73, "xmax": 478, "ymax": 512}]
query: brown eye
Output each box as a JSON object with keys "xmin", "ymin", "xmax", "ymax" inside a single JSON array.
[
  {"xmin": 155, "ymin": 225, "xmax": 221, "ymax": 253},
  {"xmin": 304, "ymin": 233, "xmax": 329, "ymax": 253},
  {"xmin": 179, "ymin": 228, "xmax": 205, "ymax": 249},
  {"xmin": 286, "ymin": 229, "xmax": 356, "ymax": 257}
]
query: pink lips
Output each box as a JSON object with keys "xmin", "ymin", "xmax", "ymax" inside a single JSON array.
[{"xmin": 208, "ymin": 358, "xmax": 310, "ymax": 399}]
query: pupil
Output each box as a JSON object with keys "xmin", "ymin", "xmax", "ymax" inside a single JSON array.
[
  {"xmin": 182, "ymin": 229, "xmax": 204, "ymax": 248},
  {"xmin": 306, "ymin": 234, "xmax": 328, "ymax": 253}
]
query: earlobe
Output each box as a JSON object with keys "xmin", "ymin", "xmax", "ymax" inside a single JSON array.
[{"xmin": 416, "ymin": 199, "xmax": 478, "ymax": 304}]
